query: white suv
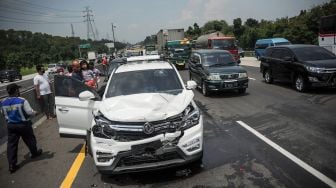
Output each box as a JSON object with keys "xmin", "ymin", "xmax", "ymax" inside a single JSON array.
[{"xmin": 54, "ymin": 56, "xmax": 203, "ymax": 174}]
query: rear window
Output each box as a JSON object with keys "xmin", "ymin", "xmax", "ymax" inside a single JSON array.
[{"xmin": 292, "ymin": 47, "xmax": 336, "ymax": 61}]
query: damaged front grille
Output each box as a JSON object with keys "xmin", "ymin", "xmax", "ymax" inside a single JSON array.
[
  {"xmin": 106, "ymin": 115, "xmax": 184, "ymax": 141},
  {"xmin": 117, "ymin": 152, "xmax": 181, "ymax": 167},
  {"xmin": 116, "ymin": 140, "xmax": 182, "ymax": 167}
]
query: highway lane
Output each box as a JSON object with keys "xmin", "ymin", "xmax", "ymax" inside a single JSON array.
[{"xmin": 0, "ymin": 63, "xmax": 335, "ymax": 187}]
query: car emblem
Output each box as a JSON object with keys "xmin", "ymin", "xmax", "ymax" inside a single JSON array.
[{"xmin": 143, "ymin": 122, "xmax": 155, "ymax": 135}]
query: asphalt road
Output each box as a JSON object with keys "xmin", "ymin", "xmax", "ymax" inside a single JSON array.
[{"xmin": 0, "ymin": 60, "xmax": 335, "ymax": 188}]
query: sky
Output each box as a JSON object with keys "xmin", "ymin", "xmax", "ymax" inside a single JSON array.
[{"xmin": 0, "ymin": 0, "xmax": 331, "ymax": 44}]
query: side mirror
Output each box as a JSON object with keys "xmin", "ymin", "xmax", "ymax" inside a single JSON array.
[
  {"xmin": 186, "ymin": 80, "xmax": 197, "ymax": 90},
  {"xmin": 237, "ymin": 59, "xmax": 241, "ymax": 64},
  {"xmin": 79, "ymin": 91, "xmax": 95, "ymax": 101}
]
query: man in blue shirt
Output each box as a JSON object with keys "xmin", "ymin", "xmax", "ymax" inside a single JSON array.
[{"xmin": 0, "ymin": 83, "xmax": 42, "ymax": 173}]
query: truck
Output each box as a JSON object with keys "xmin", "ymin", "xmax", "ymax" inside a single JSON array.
[
  {"xmin": 166, "ymin": 39, "xmax": 191, "ymax": 69},
  {"xmin": 196, "ymin": 32, "xmax": 240, "ymax": 62},
  {"xmin": 157, "ymin": 29, "xmax": 184, "ymax": 54}
]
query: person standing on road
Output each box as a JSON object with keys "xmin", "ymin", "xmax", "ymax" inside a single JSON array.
[
  {"xmin": 34, "ymin": 65, "xmax": 54, "ymax": 120},
  {"xmin": 0, "ymin": 83, "xmax": 43, "ymax": 173},
  {"xmin": 102, "ymin": 56, "xmax": 108, "ymax": 76},
  {"xmin": 71, "ymin": 59, "xmax": 84, "ymax": 82}
]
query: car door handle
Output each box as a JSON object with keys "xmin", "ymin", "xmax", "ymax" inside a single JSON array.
[{"xmin": 58, "ymin": 107, "xmax": 69, "ymax": 112}]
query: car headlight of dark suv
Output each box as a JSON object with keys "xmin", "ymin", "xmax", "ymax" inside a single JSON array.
[{"xmin": 305, "ymin": 66, "xmax": 324, "ymax": 73}]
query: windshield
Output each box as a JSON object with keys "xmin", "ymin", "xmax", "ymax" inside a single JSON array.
[
  {"xmin": 202, "ymin": 53, "xmax": 236, "ymax": 66},
  {"xmin": 293, "ymin": 47, "xmax": 336, "ymax": 61},
  {"xmin": 213, "ymin": 39, "xmax": 235, "ymax": 50},
  {"xmin": 105, "ymin": 69, "xmax": 183, "ymax": 98}
]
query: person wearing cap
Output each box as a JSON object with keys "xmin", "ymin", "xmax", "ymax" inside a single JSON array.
[
  {"xmin": 34, "ymin": 65, "xmax": 54, "ymax": 120},
  {"xmin": 0, "ymin": 83, "xmax": 42, "ymax": 173}
]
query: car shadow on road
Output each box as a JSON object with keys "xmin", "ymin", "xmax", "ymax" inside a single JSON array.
[
  {"xmin": 203, "ymin": 90, "xmax": 250, "ymax": 98},
  {"xmin": 262, "ymin": 80, "xmax": 336, "ymax": 95},
  {"xmin": 99, "ymin": 162, "xmax": 204, "ymax": 186},
  {"xmin": 68, "ymin": 143, "xmax": 84, "ymax": 153}
]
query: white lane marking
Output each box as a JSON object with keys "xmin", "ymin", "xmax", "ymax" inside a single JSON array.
[
  {"xmin": 248, "ymin": 77, "xmax": 256, "ymax": 81},
  {"xmin": 236, "ymin": 120, "xmax": 336, "ymax": 188}
]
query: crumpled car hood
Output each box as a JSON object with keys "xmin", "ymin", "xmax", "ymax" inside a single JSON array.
[{"xmin": 99, "ymin": 90, "xmax": 194, "ymax": 122}]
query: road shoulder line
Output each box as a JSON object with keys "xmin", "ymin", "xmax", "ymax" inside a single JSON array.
[{"xmin": 236, "ymin": 120, "xmax": 336, "ymax": 188}]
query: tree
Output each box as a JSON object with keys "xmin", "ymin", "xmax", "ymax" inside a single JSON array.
[
  {"xmin": 245, "ymin": 18, "xmax": 259, "ymax": 28},
  {"xmin": 193, "ymin": 23, "xmax": 201, "ymax": 36},
  {"xmin": 186, "ymin": 26, "xmax": 194, "ymax": 37},
  {"xmin": 233, "ymin": 18, "xmax": 244, "ymax": 39}
]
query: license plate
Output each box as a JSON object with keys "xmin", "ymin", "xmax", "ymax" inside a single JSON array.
[{"xmin": 177, "ymin": 61, "xmax": 185, "ymax": 65}]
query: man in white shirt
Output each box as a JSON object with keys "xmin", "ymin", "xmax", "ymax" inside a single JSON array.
[{"xmin": 34, "ymin": 65, "xmax": 54, "ymax": 120}]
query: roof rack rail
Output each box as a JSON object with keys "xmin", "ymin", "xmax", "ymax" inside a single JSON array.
[{"xmin": 126, "ymin": 55, "xmax": 160, "ymax": 62}]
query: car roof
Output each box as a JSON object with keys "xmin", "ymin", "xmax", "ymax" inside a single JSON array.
[
  {"xmin": 115, "ymin": 61, "xmax": 173, "ymax": 73},
  {"xmin": 267, "ymin": 44, "xmax": 318, "ymax": 49},
  {"xmin": 192, "ymin": 49, "xmax": 231, "ymax": 55},
  {"xmin": 256, "ymin": 38, "xmax": 289, "ymax": 43}
]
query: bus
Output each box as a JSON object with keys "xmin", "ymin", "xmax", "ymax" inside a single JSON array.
[
  {"xmin": 319, "ymin": 14, "xmax": 336, "ymax": 55},
  {"xmin": 254, "ymin": 38, "xmax": 291, "ymax": 60}
]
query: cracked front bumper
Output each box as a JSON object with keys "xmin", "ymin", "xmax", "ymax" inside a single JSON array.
[{"xmin": 91, "ymin": 116, "xmax": 203, "ymax": 174}]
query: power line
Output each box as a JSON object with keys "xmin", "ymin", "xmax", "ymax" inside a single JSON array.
[
  {"xmin": 0, "ymin": 19, "xmax": 82, "ymax": 24},
  {"xmin": 0, "ymin": 7, "xmax": 82, "ymax": 18},
  {"xmin": 0, "ymin": 1, "xmax": 81, "ymax": 17},
  {"xmin": 6, "ymin": 0, "xmax": 82, "ymax": 13},
  {"xmin": 0, "ymin": 15, "xmax": 83, "ymax": 24}
]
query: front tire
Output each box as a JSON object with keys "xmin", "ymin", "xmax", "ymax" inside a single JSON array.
[
  {"xmin": 294, "ymin": 75, "xmax": 307, "ymax": 92},
  {"xmin": 238, "ymin": 88, "xmax": 246, "ymax": 94},
  {"xmin": 264, "ymin": 70, "xmax": 273, "ymax": 84}
]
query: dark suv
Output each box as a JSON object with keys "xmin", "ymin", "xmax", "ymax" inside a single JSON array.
[
  {"xmin": 260, "ymin": 45, "xmax": 336, "ymax": 92},
  {"xmin": 0, "ymin": 69, "xmax": 22, "ymax": 83},
  {"xmin": 188, "ymin": 49, "xmax": 248, "ymax": 96}
]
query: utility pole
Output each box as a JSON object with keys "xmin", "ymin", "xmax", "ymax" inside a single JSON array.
[
  {"xmin": 111, "ymin": 23, "xmax": 116, "ymax": 44},
  {"xmin": 71, "ymin": 23, "xmax": 75, "ymax": 37},
  {"xmin": 111, "ymin": 23, "xmax": 116, "ymax": 53},
  {"xmin": 83, "ymin": 6, "xmax": 96, "ymax": 40}
]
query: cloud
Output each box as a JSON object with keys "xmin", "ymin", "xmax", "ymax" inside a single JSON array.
[
  {"xmin": 168, "ymin": 0, "xmax": 203, "ymax": 28},
  {"xmin": 128, "ymin": 23, "xmax": 139, "ymax": 30}
]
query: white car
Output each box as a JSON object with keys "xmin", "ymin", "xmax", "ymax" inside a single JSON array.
[
  {"xmin": 54, "ymin": 55, "xmax": 203, "ymax": 174},
  {"xmin": 47, "ymin": 63, "xmax": 58, "ymax": 73}
]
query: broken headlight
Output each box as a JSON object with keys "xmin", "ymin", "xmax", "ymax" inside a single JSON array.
[
  {"xmin": 92, "ymin": 113, "xmax": 115, "ymax": 139},
  {"xmin": 179, "ymin": 101, "xmax": 200, "ymax": 130}
]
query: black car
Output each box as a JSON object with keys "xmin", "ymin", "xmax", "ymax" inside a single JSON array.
[
  {"xmin": 188, "ymin": 49, "xmax": 249, "ymax": 96},
  {"xmin": 0, "ymin": 69, "xmax": 22, "ymax": 83},
  {"xmin": 260, "ymin": 45, "xmax": 336, "ymax": 92}
]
